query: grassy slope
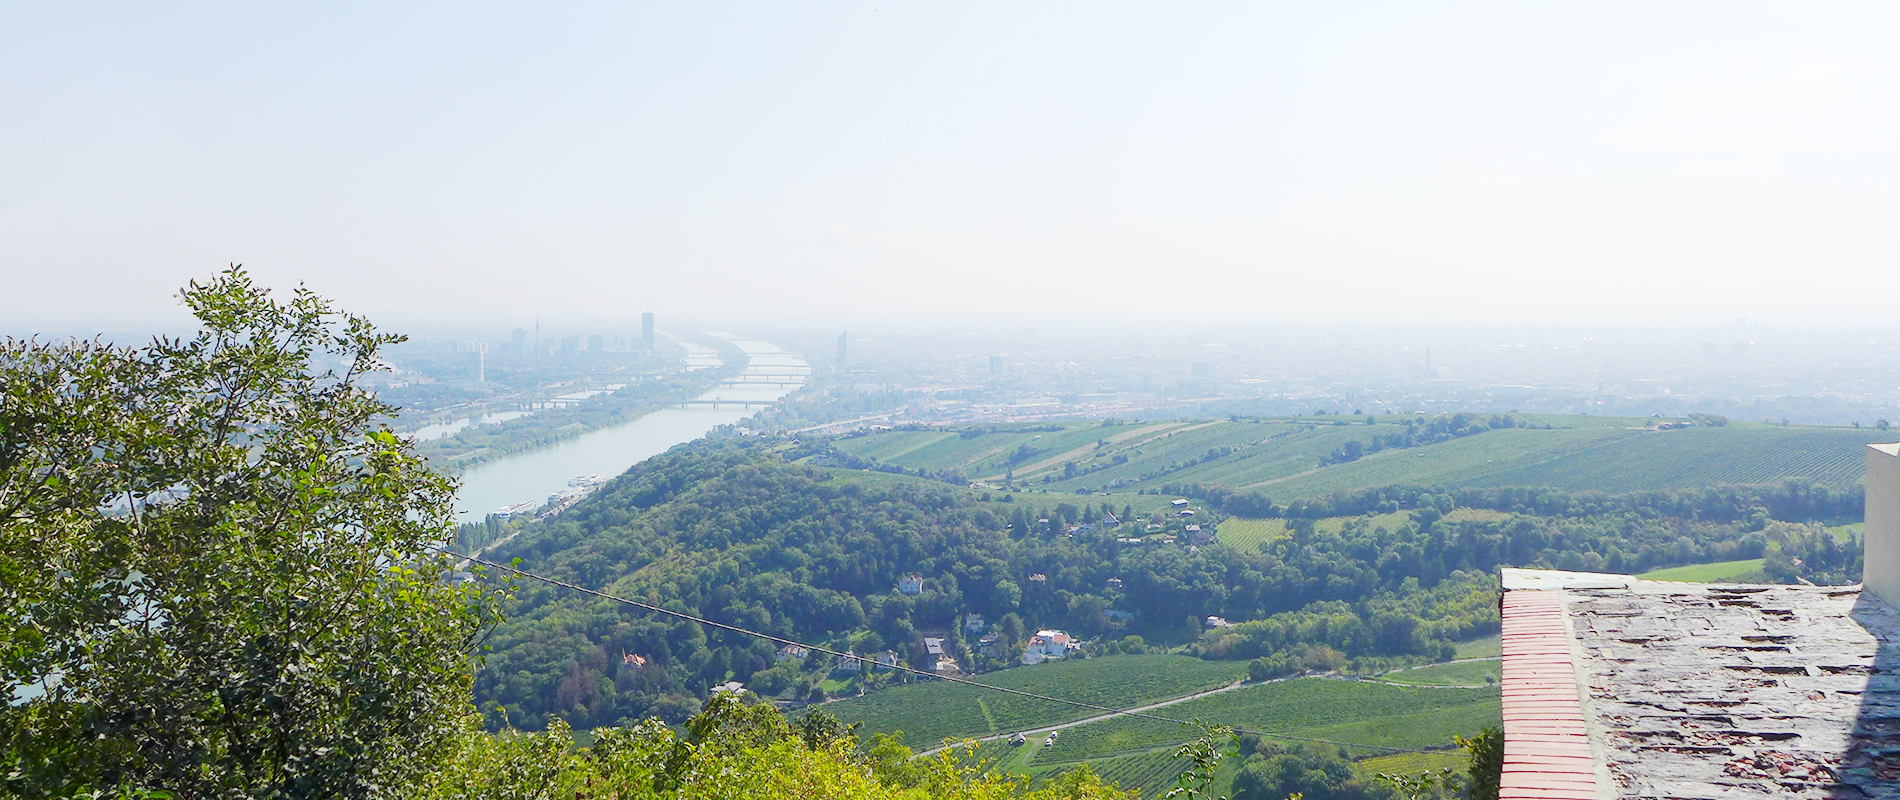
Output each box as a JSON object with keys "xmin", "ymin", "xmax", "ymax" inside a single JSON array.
[
  {"xmin": 1636, "ymin": 558, "xmax": 1768, "ymax": 582},
  {"xmin": 824, "ymin": 655, "xmax": 1244, "ymax": 750},
  {"xmin": 1379, "ymin": 660, "xmax": 1501, "ymax": 686},
  {"xmin": 1452, "ymin": 634, "xmax": 1501, "ymax": 660}
]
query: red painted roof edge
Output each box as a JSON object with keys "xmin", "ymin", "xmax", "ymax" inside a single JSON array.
[{"xmin": 1498, "ymin": 588, "xmax": 1597, "ymax": 800}]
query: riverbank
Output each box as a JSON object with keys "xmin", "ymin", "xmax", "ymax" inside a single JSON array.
[
  {"xmin": 448, "ymin": 336, "xmax": 808, "ymax": 522},
  {"xmin": 416, "ymin": 336, "xmax": 749, "ymax": 472}
]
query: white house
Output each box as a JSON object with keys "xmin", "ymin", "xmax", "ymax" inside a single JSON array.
[
  {"xmin": 874, "ymin": 650, "xmax": 899, "ymax": 671},
  {"xmin": 1021, "ymin": 629, "xmax": 1078, "ymax": 665},
  {"xmin": 964, "ymin": 613, "xmax": 986, "ymax": 635},
  {"xmin": 977, "ymin": 632, "xmax": 1005, "ymax": 658},
  {"xmin": 710, "ymin": 681, "xmax": 746, "ymax": 696},
  {"xmin": 1171, "ymin": 498, "xmax": 1190, "ymax": 508},
  {"xmin": 837, "ymin": 650, "xmax": 862, "ymax": 673},
  {"xmin": 898, "ymin": 574, "xmax": 924, "ymax": 595},
  {"xmin": 776, "ymin": 644, "xmax": 809, "ymax": 661}
]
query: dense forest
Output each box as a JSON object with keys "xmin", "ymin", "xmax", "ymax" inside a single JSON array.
[{"xmin": 471, "ymin": 438, "xmax": 1860, "ymax": 733}]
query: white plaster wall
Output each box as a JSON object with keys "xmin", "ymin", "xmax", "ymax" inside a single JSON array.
[{"xmin": 1863, "ymin": 444, "xmax": 1900, "ymax": 608}]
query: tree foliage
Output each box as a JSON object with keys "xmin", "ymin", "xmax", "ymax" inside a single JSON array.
[{"xmin": 1, "ymin": 269, "xmax": 504, "ymax": 798}]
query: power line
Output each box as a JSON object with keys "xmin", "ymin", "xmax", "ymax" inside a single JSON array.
[{"xmin": 438, "ymin": 546, "xmax": 1441, "ymax": 755}]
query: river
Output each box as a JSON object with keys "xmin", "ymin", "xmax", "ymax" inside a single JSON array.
[{"xmin": 451, "ymin": 337, "xmax": 807, "ymax": 523}]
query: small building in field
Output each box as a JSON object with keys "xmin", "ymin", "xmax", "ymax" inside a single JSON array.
[
  {"xmin": 1204, "ymin": 615, "xmax": 1233, "ymax": 629},
  {"xmin": 933, "ymin": 657, "xmax": 961, "ymax": 675},
  {"xmin": 775, "ymin": 644, "xmax": 809, "ymax": 661},
  {"xmin": 837, "ymin": 650, "xmax": 861, "ymax": 673},
  {"xmin": 1171, "ymin": 498, "xmax": 1190, "ymax": 508}
]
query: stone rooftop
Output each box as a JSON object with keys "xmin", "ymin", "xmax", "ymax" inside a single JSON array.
[{"xmin": 1500, "ymin": 568, "xmax": 1900, "ymax": 799}]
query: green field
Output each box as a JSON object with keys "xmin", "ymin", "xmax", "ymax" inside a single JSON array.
[
  {"xmin": 825, "ymin": 655, "xmax": 1244, "ymax": 749},
  {"xmin": 1032, "ymin": 678, "xmax": 1498, "ymax": 762},
  {"xmin": 824, "ymin": 416, "xmax": 1892, "ymax": 501},
  {"xmin": 1452, "ymin": 634, "xmax": 1501, "ymax": 660},
  {"xmin": 1636, "ymin": 558, "xmax": 1767, "ymax": 582},
  {"xmin": 1379, "ymin": 659, "xmax": 1500, "ymax": 687},
  {"xmin": 1217, "ymin": 511, "xmax": 1411, "ymax": 551}
]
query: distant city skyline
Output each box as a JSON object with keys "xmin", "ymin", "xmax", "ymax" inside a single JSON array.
[{"xmin": 4, "ymin": 3, "xmax": 1898, "ymax": 328}]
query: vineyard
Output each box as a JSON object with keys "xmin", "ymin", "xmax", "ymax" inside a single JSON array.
[
  {"xmin": 1035, "ymin": 749, "xmax": 1193, "ymax": 800},
  {"xmin": 1352, "ymin": 750, "xmax": 1468, "ymax": 781},
  {"xmin": 822, "ymin": 415, "xmax": 1890, "ymax": 503},
  {"xmin": 1211, "ymin": 518, "xmax": 1290, "ymax": 551},
  {"xmin": 824, "ymin": 655, "xmax": 1244, "ymax": 750},
  {"xmin": 1034, "ymin": 678, "xmax": 1498, "ymax": 762},
  {"xmin": 1460, "ymin": 424, "xmax": 1890, "ymax": 492}
]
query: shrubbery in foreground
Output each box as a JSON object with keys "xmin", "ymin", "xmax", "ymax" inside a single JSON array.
[{"xmin": 421, "ymin": 696, "xmax": 1130, "ymax": 800}]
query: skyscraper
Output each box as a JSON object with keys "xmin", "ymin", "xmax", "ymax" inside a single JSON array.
[
  {"xmin": 989, "ymin": 355, "xmax": 1003, "ymax": 376},
  {"xmin": 642, "ymin": 313, "xmax": 655, "ymax": 352},
  {"xmin": 836, "ymin": 331, "xmax": 848, "ymax": 369}
]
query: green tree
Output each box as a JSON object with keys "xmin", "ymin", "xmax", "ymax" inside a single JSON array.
[
  {"xmin": 1, "ymin": 269, "xmax": 505, "ymax": 798},
  {"xmin": 1455, "ymin": 726, "xmax": 1503, "ymax": 800}
]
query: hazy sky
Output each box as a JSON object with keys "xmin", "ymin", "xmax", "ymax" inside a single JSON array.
[{"xmin": 5, "ymin": 3, "xmax": 1898, "ymax": 330}]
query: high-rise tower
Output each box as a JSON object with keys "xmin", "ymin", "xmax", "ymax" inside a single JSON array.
[{"xmin": 642, "ymin": 313, "xmax": 655, "ymax": 351}]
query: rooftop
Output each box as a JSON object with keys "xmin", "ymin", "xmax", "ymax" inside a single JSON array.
[{"xmin": 1500, "ymin": 568, "xmax": 1900, "ymax": 799}]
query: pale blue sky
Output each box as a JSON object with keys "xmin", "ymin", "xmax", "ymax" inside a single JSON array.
[{"xmin": 4, "ymin": 3, "xmax": 1897, "ymax": 329}]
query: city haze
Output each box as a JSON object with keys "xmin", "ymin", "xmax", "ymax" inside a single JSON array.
[{"xmin": 5, "ymin": 3, "xmax": 1899, "ymax": 328}]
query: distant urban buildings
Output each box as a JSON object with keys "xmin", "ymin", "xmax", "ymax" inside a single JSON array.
[
  {"xmin": 990, "ymin": 355, "xmax": 1003, "ymax": 375},
  {"xmin": 837, "ymin": 331, "xmax": 848, "ymax": 368},
  {"xmin": 587, "ymin": 334, "xmax": 603, "ymax": 353},
  {"xmin": 642, "ymin": 312, "xmax": 655, "ymax": 351}
]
